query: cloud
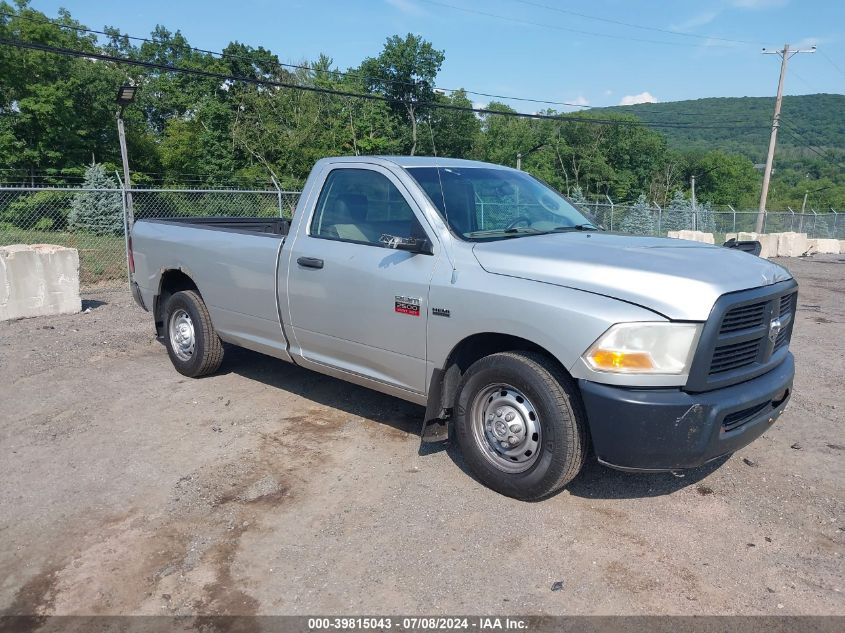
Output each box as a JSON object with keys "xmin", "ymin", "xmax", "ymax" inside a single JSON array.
[
  {"xmin": 603, "ymin": 89, "xmax": 613, "ymax": 96},
  {"xmin": 671, "ymin": 10, "xmax": 719, "ymax": 31},
  {"xmin": 792, "ymin": 36, "xmax": 823, "ymax": 49},
  {"xmin": 385, "ymin": 0, "xmax": 424, "ymax": 16},
  {"xmin": 619, "ymin": 91, "xmax": 657, "ymax": 106},
  {"xmin": 572, "ymin": 95, "xmax": 589, "ymax": 106},
  {"xmin": 731, "ymin": 0, "xmax": 788, "ymax": 9}
]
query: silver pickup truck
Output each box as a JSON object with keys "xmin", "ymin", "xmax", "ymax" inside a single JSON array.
[{"xmin": 130, "ymin": 156, "xmax": 796, "ymax": 500}]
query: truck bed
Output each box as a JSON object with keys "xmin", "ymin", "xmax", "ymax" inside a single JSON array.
[
  {"xmin": 139, "ymin": 216, "xmax": 290, "ymax": 236},
  {"xmin": 132, "ymin": 216, "xmax": 290, "ymax": 360}
]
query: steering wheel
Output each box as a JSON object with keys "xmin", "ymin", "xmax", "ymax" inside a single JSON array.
[{"xmin": 505, "ymin": 216, "xmax": 532, "ymax": 230}]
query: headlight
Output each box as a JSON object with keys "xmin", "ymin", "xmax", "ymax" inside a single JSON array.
[{"xmin": 584, "ymin": 322, "xmax": 702, "ymax": 374}]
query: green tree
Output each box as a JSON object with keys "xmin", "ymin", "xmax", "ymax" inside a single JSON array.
[
  {"xmin": 568, "ymin": 185, "xmax": 587, "ymax": 210},
  {"xmin": 619, "ymin": 194, "xmax": 656, "ymax": 236},
  {"xmin": 0, "ymin": 1, "xmax": 128, "ymax": 177},
  {"xmin": 360, "ymin": 34, "xmax": 445, "ymax": 155},
  {"xmin": 475, "ymin": 102, "xmax": 537, "ymax": 167},
  {"xmin": 68, "ymin": 163, "xmax": 123, "ymax": 235},
  {"xmin": 685, "ymin": 151, "xmax": 759, "ymax": 207},
  {"xmin": 663, "ymin": 189, "xmax": 692, "ymax": 232},
  {"xmin": 418, "ymin": 89, "xmax": 480, "ymax": 158}
]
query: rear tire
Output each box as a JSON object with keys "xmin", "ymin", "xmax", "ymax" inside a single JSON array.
[
  {"xmin": 163, "ymin": 290, "xmax": 224, "ymax": 377},
  {"xmin": 453, "ymin": 351, "xmax": 587, "ymax": 500}
]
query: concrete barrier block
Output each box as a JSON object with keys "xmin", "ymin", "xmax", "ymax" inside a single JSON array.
[
  {"xmin": 736, "ymin": 232, "xmax": 777, "ymax": 258},
  {"xmin": 667, "ymin": 230, "xmax": 715, "ymax": 244},
  {"xmin": 0, "ymin": 244, "xmax": 81, "ymax": 321},
  {"xmin": 776, "ymin": 232, "xmax": 809, "ymax": 257},
  {"xmin": 840, "ymin": 240, "xmax": 845, "ymax": 254},
  {"xmin": 807, "ymin": 238, "xmax": 840, "ymax": 255}
]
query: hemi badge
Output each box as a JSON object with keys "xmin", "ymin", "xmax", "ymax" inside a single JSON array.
[
  {"xmin": 432, "ymin": 307, "xmax": 450, "ymax": 318},
  {"xmin": 395, "ymin": 295, "xmax": 421, "ymax": 316}
]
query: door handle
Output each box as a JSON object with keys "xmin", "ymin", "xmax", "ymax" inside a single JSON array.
[{"xmin": 297, "ymin": 256, "xmax": 324, "ymax": 269}]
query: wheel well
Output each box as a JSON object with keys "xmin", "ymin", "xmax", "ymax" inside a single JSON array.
[
  {"xmin": 155, "ymin": 269, "xmax": 199, "ymax": 335},
  {"xmin": 426, "ymin": 333, "xmax": 565, "ymax": 422}
]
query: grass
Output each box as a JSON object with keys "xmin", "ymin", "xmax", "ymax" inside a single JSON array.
[{"xmin": 0, "ymin": 225, "xmax": 127, "ymax": 285}]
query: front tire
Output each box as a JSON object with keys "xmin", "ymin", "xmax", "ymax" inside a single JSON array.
[
  {"xmin": 454, "ymin": 351, "xmax": 587, "ymax": 500},
  {"xmin": 163, "ymin": 290, "xmax": 224, "ymax": 377}
]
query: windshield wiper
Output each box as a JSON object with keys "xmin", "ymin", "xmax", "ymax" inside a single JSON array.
[
  {"xmin": 549, "ymin": 223, "xmax": 600, "ymax": 232},
  {"xmin": 502, "ymin": 226, "xmax": 546, "ymax": 234}
]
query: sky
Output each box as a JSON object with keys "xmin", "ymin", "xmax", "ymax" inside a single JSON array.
[{"xmin": 28, "ymin": 0, "xmax": 845, "ymax": 113}]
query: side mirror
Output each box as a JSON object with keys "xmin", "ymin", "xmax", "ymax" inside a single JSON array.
[{"xmin": 380, "ymin": 234, "xmax": 434, "ymax": 255}]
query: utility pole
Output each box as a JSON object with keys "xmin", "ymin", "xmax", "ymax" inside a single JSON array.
[
  {"xmin": 756, "ymin": 44, "xmax": 816, "ymax": 232},
  {"xmin": 690, "ymin": 174, "xmax": 696, "ymax": 231}
]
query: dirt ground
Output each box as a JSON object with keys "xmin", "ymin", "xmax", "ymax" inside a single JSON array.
[{"xmin": 0, "ymin": 256, "xmax": 843, "ymax": 618}]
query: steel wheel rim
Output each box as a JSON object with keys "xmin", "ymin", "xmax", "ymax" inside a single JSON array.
[
  {"xmin": 169, "ymin": 309, "xmax": 195, "ymax": 362},
  {"xmin": 470, "ymin": 383, "xmax": 542, "ymax": 474}
]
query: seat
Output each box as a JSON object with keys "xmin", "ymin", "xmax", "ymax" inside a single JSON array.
[
  {"xmin": 323, "ymin": 193, "xmax": 376, "ymax": 243},
  {"xmin": 440, "ymin": 179, "xmax": 478, "ymax": 235}
]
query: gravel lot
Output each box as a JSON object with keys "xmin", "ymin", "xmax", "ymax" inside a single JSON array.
[{"xmin": 0, "ymin": 256, "xmax": 843, "ymax": 617}]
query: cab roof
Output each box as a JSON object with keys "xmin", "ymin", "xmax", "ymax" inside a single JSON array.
[{"xmin": 318, "ymin": 155, "xmax": 513, "ymax": 171}]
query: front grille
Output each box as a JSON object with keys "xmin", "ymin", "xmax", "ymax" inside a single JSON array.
[
  {"xmin": 722, "ymin": 401, "xmax": 770, "ymax": 432},
  {"xmin": 719, "ymin": 301, "xmax": 767, "ymax": 334},
  {"xmin": 709, "ymin": 339, "xmax": 761, "ymax": 374},
  {"xmin": 779, "ymin": 292, "xmax": 796, "ymax": 317},
  {"xmin": 774, "ymin": 326, "xmax": 789, "ymax": 351},
  {"xmin": 686, "ymin": 280, "xmax": 798, "ymax": 392}
]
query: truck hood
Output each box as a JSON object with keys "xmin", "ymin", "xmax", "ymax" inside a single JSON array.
[{"xmin": 472, "ymin": 232, "xmax": 792, "ymax": 320}]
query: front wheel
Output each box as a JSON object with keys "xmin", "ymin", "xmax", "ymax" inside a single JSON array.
[
  {"xmin": 163, "ymin": 290, "xmax": 224, "ymax": 377},
  {"xmin": 454, "ymin": 351, "xmax": 587, "ymax": 500}
]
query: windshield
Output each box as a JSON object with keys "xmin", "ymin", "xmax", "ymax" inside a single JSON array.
[{"xmin": 406, "ymin": 166, "xmax": 596, "ymax": 241}]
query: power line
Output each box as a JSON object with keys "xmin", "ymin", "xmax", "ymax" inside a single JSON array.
[
  {"xmin": 0, "ymin": 36, "xmax": 770, "ymax": 132},
  {"xmin": 780, "ymin": 126, "xmax": 843, "ymax": 170},
  {"xmin": 779, "ymin": 120, "xmax": 843, "ymax": 168},
  {"xmin": 416, "ymin": 0, "xmax": 742, "ymax": 48},
  {"xmin": 506, "ymin": 0, "xmax": 769, "ymax": 46},
  {"xmin": 0, "ymin": 9, "xmax": 593, "ymax": 109},
  {"xmin": 818, "ymin": 49, "xmax": 845, "ymax": 80}
]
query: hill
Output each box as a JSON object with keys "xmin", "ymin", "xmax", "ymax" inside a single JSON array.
[{"xmin": 599, "ymin": 94, "xmax": 845, "ymax": 164}]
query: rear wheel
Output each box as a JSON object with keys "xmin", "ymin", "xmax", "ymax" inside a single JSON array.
[
  {"xmin": 163, "ymin": 290, "xmax": 223, "ymax": 377},
  {"xmin": 454, "ymin": 351, "xmax": 587, "ymax": 500}
]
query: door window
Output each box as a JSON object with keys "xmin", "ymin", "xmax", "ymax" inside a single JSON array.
[{"xmin": 310, "ymin": 169, "xmax": 421, "ymax": 246}]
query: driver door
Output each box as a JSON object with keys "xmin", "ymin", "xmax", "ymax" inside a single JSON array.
[{"xmin": 286, "ymin": 165, "xmax": 439, "ymax": 394}]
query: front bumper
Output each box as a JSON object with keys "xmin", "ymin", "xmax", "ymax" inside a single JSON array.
[{"xmin": 579, "ymin": 353, "xmax": 794, "ymax": 472}]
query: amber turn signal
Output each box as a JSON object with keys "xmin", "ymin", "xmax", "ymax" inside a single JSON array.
[{"xmin": 589, "ymin": 350, "xmax": 655, "ymax": 371}]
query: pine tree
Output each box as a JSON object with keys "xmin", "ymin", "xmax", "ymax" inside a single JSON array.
[
  {"xmin": 568, "ymin": 185, "xmax": 587, "ymax": 210},
  {"xmin": 619, "ymin": 194, "xmax": 656, "ymax": 236},
  {"xmin": 663, "ymin": 190, "xmax": 693, "ymax": 232},
  {"xmin": 697, "ymin": 201, "xmax": 716, "ymax": 233},
  {"xmin": 68, "ymin": 163, "xmax": 124, "ymax": 235}
]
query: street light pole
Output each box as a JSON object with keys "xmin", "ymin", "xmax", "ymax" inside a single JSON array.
[
  {"xmin": 115, "ymin": 84, "xmax": 138, "ymax": 226},
  {"xmin": 116, "ymin": 114, "xmax": 133, "ymax": 224}
]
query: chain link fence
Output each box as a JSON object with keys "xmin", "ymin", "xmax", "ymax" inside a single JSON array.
[
  {"xmin": 582, "ymin": 202, "xmax": 843, "ymax": 241},
  {"xmin": 1, "ymin": 184, "xmax": 842, "ymax": 288},
  {"xmin": 0, "ymin": 185, "xmax": 300, "ymax": 287}
]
